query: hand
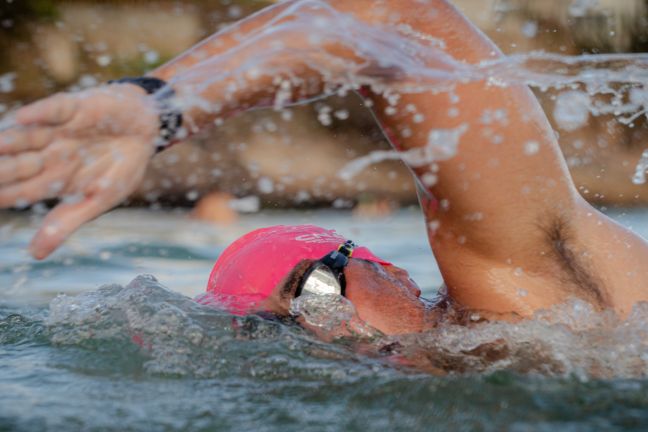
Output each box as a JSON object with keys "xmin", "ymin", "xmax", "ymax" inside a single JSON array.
[{"xmin": 0, "ymin": 84, "xmax": 160, "ymax": 259}]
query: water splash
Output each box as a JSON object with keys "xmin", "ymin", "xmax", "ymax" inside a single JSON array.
[
  {"xmin": 290, "ymin": 294, "xmax": 355, "ymax": 331},
  {"xmin": 41, "ymin": 276, "xmax": 648, "ymax": 378},
  {"xmin": 633, "ymin": 149, "xmax": 648, "ymax": 185},
  {"xmin": 170, "ymin": 0, "xmax": 648, "ymax": 106},
  {"xmin": 391, "ymin": 299, "xmax": 648, "ymax": 378},
  {"xmin": 45, "ymin": 275, "xmax": 371, "ymax": 378},
  {"xmin": 339, "ymin": 124, "xmax": 467, "ymax": 180}
]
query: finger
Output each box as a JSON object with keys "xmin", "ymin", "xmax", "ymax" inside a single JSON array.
[
  {"xmin": 0, "ymin": 152, "xmax": 45, "ymax": 185},
  {"xmin": 30, "ymin": 153, "xmax": 139, "ymax": 259},
  {"xmin": 0, "ymin": 126, "xmax": 54, "ymax": 155},
  {"xmin": 29, "ymin": 195, "xmax": 115, "ymax": 260},
  {"xmin": 0, "ymin": 163, "xmax": 76, "ymax": 208},
  {"xmin": 15, "ymin": 94, "xmax": 77, "ymax": 127}
]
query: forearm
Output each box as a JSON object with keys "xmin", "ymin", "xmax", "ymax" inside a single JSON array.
[
  {"xmin": 147, "ymin": 0, "xmax": 462, "ymax": 134},
  {"xmin": 148, "ymin": 0, "xmax": 365, "ymax": 132}
]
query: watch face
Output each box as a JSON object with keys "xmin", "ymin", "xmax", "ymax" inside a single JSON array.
[{"xmin": 301, "ymin": 265, "xmax": 342, "ymax": 296}]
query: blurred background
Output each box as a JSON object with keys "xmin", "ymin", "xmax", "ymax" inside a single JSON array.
[{"xmin": 0, "ymin": 0, "xmax": 647, "ymax": 221}]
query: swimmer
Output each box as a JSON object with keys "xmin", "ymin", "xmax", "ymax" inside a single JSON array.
[{"xmin": 1, "ymin": 0, "xmax": 648, "ymax": 335}]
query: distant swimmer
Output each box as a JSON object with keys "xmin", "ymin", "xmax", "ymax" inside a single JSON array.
[{"xmin": 1, "ymin": 0, "xmax": 648, "ymax": 336}]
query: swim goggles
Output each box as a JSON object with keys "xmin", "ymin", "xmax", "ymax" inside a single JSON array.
[{"xmin": 294, "ymin": 240, "xmax": 356, "ymax": 298}]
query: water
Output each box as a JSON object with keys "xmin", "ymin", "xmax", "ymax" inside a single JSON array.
[
  {"xmin": 2, "ymin": 1, "xmax": 648, "ymax": 429},
  {"xmin": 3, "ymin": 209, "xmax": 648, "ymax": 431}
]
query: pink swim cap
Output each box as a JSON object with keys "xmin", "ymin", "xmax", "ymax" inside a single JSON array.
[{"xmin": 195, "ymin": 225, "xmax": 390, "ymax": 314}]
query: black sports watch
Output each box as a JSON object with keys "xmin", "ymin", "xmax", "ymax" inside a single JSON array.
[{"xmin": 108, "ymin": 76, "xmax": 183, "ymax": 152}]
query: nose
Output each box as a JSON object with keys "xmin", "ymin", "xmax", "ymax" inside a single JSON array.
[
  {"xmin": 409, "ymin": 282, "xmax": 422, "ymax": 298},
  {"xmin": 386, "ymin": 266, "xmax": 421, "ymax": 297}
]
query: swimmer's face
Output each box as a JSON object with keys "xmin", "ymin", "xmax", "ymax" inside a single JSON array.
[{"xmin": 262, "ymin": 258, "xmax": 431, "ymax": 335}]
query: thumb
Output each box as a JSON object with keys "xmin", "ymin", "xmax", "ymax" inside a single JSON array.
[{"xmin": 29, "ymin": 196, "xmax": 113, "ymax": 260}]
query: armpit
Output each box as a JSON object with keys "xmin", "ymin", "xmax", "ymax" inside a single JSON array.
[{"xmin": 542, "ymin": 216, "xmax": 609, "ymax": 307}]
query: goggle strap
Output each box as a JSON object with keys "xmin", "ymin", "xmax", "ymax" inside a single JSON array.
[{"xmin": 321, "ymin": 248, "xmax": 351, "ymax": 271}]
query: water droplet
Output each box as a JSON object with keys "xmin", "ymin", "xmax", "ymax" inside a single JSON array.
[
  {"xmin": 632, "ymin": 150, "xmax": 648, "ymax": 185},
  {"xmin": 554, "ymin": 91, "xmax": 591, "ymax": 131},
  {"xmin": 422, "ymin": 173, "xmax": 437, "ymax": 186},
  {"xmin": 144, "ymin": 50, "xmax": 160, "ymax": 65},
  {"xmin": 258, "ymin": 177, "xmax": 274, "ymax": 194},
  {"xmin": 428, "ymin": 220, "xmax": 440, "ymax": 232},
  {"xmin": 524, "ymin": 141, "xmax": 540, "ymax": 155},
  {"xmin": 521, "ymin": 20, "xmax": 538, "ymax": 38},
  {"xmin": 334, "ymin": 110, "xmax": 349, "ymax": 120},
  {"xmin": 0, "ymin": 73, "xmax": 16, "ymax": 93},
  {"xmin": 229, "ymin": 196, "xmax": 260, "ymax": 213},
  {"xmin": 96, "ymin": 55, "xmax": 112, "ymax": 67},
  {"xmin": 45, "ymin": 225, "xmax": 60, "ymax": 236},
  {"xmin": 186, "ymin": 190, "xmax": 199, "ymax": 201},
  {"xmin": 568, "ymin": 0, "xmax": 599, "ymax": 18}
]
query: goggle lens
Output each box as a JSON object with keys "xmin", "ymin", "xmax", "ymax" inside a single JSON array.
[
  {"xmin": 301, "ymin": 265, "xmax": 342, "ymax": 296},
  {"xmin": 294, "ymin": 240, "xmax": 355, "ymax": 299}
]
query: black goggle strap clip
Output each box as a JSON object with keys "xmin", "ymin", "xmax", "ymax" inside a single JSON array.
[
  {"xmin": 320, "ymin": 240, "xmax": 355, "ymax": 271},
  {"xmin": 318, "ymin": 240, "xmax": 355, "ymax": 296}
]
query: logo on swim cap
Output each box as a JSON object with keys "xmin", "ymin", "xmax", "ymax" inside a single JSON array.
[{"xmin": 294, "ymin": 230, "xmax": 345, "ymax": 244}]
